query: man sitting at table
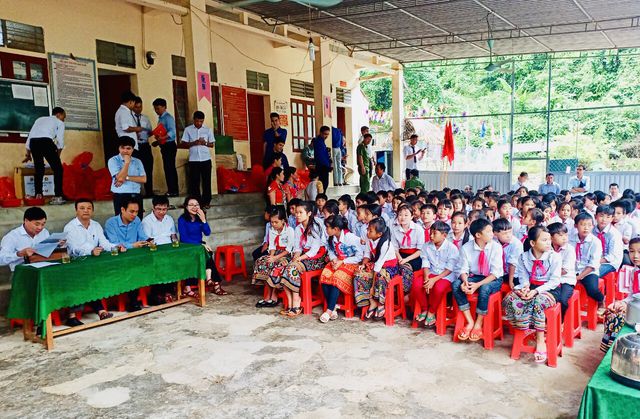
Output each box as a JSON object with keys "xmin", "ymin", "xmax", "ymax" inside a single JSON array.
[
  {"xmin": 63, "ymin": 198, "xmax": 122, "ymax": 325},
  {"xmin": 141, "ymin": 195, "xmax": 177, "ymax": 245},
  {"xmin": 0, "ymin": 207, "xmax": 50, "ymax": 271},
  {"xmin": 105, "ymin": 198, "xmax": 150, "ymax": 311}
]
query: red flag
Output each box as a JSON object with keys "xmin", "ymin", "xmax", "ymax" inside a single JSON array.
[{"xmin": 442, "ymin": 121, "xmax": 455, "ymax": 164}]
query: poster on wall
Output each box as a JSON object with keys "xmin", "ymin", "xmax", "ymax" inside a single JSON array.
[
  {"xmin": 273, "ymin": 100, "xmax": 289, "ymax": 126},
  {"xmin": 221, "ymin": 85, "xmax": 248, "ymax": 141},
  {"xmin": 49, "ymin": 53, "xmax": 100, "ymax": 131}
]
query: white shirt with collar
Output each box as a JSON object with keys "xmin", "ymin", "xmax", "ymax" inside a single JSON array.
[
  {"xmin": 26, "ymin": 116, "xmax": 65, "ymax": 150},
  {"xmin": 181, "ymin": 124, "xmax": 215, "ymax": 162},
  {"xmin": 115, "ymin": 104, "xmax": 138, "ymax": 143},
  {"xmin": 293, "ymin": 221, "xmax": 325, "ymax": 258},
  {"xmin": 268, "ymin": 225, "xmax": 294, "ymax": 253},
  {"xmin": 372, "ymin": 173, "xmax": 397, "ymax": 193},
  {"xmin": 612, "ymin": 219, "xmax": 633, "ymax": 249},
  {"xmin": 569, "ymin": 232, "xmax": 602, "ymax": 273},
  {"xmin": 498, "ymin": 236, "xmax": 524, "ymax": 271},
  {"xmin": 141, "ymin": 213, "xmax": 176, "ymax": 245},
  {"xmin": 421, "ymin": 239, "xmax": 459, "ymax": 282},
  {"xmin": 553, "ymin": 243, "xmax": 577, "ymax": 285},
  {"xmin": 516, "ymin": 250, "xmax": 562, "ymax": 294},
  {"xmin": 458, "ymin": 239, "xmax": 504, "ymax": 278},
  {"xmin": 63, "ymin": 218, "xmax": 116, "ymax": 257},
  {"xmin": 364, "ymin": 236, "xmax": 397, "ymax": 273},
  {"xmin": 390, "ymin": 221, "xmax": 425, "ymax": 250},
  {"xmin": 0, "ymin": 225, "xmax": 50, "ymax": 271},
  {"xmin": 403, "ymin": 144, "xmax": 419, "ymax": 170},
  {"xmin": 134, "ymin": 113, "xmax": 153, "ymax": 144},
  {"xmin": 593, "ymin": 224, "xmax": 624, "ymax": 270},
  {"xmin": 327, "ymin": 230, "xmax": 364, "ymax": 265}
]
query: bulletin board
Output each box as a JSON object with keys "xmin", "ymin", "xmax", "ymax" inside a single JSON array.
[
  {"xmin": 0, "ymin": 79, "xmax": 51, "ymax": 134},
  {"xmin": 221, "ymin": 85, "xmax": 249, "ymax": 141}
]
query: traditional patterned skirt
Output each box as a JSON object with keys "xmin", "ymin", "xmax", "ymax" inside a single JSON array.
[
  {"xmin": 251, "ymin": 250, "xmax": 291, "ymax": 288},
  {"xmin": 503, "ymin": 290, "xmax": 557, "ymax": 331},
  {"xmin": 320, "ymin": 262, "xmax": 358, "ymax": 295},
  {"xmin": 353, "ymin": 263, "xmax": 413, "ymax": 307},
  {"xmin": 601, "ymin": 304, "xmax": 627, "ymax": 352},
  {"xmin": 281, "ymin": 254, "xmax": 329, "ymax": 293}
]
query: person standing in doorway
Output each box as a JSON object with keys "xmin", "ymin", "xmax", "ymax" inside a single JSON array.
[
  {"xmin": 262, "ymin": 112, "xmax": 287, "ymax": 168},
  {"xmin": 115, "ymin": 91, "xmax": 141, "ymax": 150},
  {"xmin": 152, "ymin": 98, "xmax": 179, "ymax": 197},
  {"xmin": 23, "ymin": 107, "xmax": 66, "ymax": 204},
  {"xmin": 132, "ymin": 97, "xmax": 154, "ymax": 197},
  {"xmin": 357, "ymin": 133, "xmax": 373, "ymax": 192},
  {"xmin": 403, "ymin": 134, "xmax": 424, "ymax": 180},
  {"xmin": 331, "ymin": 126, "xmax": 344, "ymax": 186},
  {"xmin": 313, "ymin": 126, "xmax": 332, "ymax": 192},
  {"xmin": 181, "ymin": 111, "xmax": 215, "ymax": 208}
]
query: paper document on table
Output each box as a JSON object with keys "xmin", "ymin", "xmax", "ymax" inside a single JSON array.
[
  {"xmin": 41, "ymin": 232, "xmax": 67, "ymax": 243},
  {"xmin": 34, "ymin": 242, "xmax": 59, "ymax": 258},
  {"xmin": 26, "ymin": 261, "xmax": 60, "ymax": 269}
]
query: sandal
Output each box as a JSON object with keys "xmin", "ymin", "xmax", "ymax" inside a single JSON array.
[
  {"xmin": 319, "ymin": 311, "xmax": 331, "ymax": 323},
  {"xmin": 182, "ymin": 289, "xmax": 197, "ymax": 299},
  {"xmin": 425, "ymin": 315, "xmax": 437, "ymax": 327},
  {"xmin": 164, "ymin": 293, "xmax": 174, "ymax": 303},
  {"xmin": 415, "ymin": 312, "xmax": 428, "ymax": 322},
  {"xmin": 469, "ymin": 328, "xmax": 483, "ymax": 342},
  {"xmin": 375, "ymin": 306, "xmax": 386, "ymax": 319},
  {"xmin": 330, "ymin": 310, "xmax": 338, "ymax": 320},
  {"xmin": 287, "ymin": 307, "xmax": 303, "ymax": 317},
  {"xmin": 213, "ymin": 284, "xmax": 229, "ymax": 296},
  {"xmin": 279, "ymin": 307, "xmax": 291, "ymax": 316},
  {"xmin": 99, "ymin": 312, "xmax": 114, "ymax": 320},
  {"xmin": 457, "ymin": 325, "xmax": 473, "ymax": 341},
  {"xmin": 534, "ymin": 351, "xmax": 548, "ymax": 364},
  {"xmin": 205, "ymin": 279, "xmax": 215, "ymax": 289},
  {"xmin": 365, "ymin": 306, "xmax": 376, "ymax": 319}
]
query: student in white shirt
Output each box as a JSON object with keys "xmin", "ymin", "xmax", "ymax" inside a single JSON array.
[
  {"xmin": 141, "ymin": 195, "xmax": 177, "ymax": 245},
  {"xmin": 453, "ymin": 218, "xmax": 504, "ymax": 342},
  {"xmin": 252, "ymin": 207, "xmax": 294, "ymax": 308},
  {"xmin": 132, "ymin": 97, "xmax": 154, "ymax": 197},
  {"xmin": 23, "ymin": 107, "xmax": 66, "ymax": 204},
  {"xmin": 492, "ymin": 218, "xmax": 523, "ymax": 289},
  {"xmin": 391, "ymin": 204, "xmax": 424, "ymax": 272},
  {"xmin": 338, "ymin": 194, "xmax": 358, "ymax": 232},
  {"xmin": 403, "ymin": 134, "xmax": 424, "ymax": 180},
  {"xmin": 0, "ymin": 207, "xmax": 50, "ymax": 271},
  {"xmin": 548, "ymin": 222, "xmax": 577, "ymax": 316},
  {"xmin": 570, "ymin": 213, "xmax": 604, "ymax": 307},
  {"xmin": 181, "ymin": 111, "xmax": 215, "ymax": 207},
  {"xmin": 413, "ymin": 221, "xmax": 459, "ymax": 326},
  {"xmin": 319, "ymin": 215, "xmax": 364, "ymax": 322}
]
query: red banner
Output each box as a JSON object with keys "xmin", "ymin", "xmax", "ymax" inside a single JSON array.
[{"xmin": 221, "ymin": 85, "xmax": 249, "ymax": 141}]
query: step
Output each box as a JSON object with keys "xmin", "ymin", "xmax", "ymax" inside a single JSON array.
[
  {"xmin": 326, "ymin": 184, "xmax": 360, "ymax": 199},
  {"xmin": 210, "ymin": 215, "xmax": 264, "ymax": 234}
]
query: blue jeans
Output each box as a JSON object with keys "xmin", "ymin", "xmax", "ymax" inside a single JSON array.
[
  {"xmin": 599, "ymin": 263, "xmax": 616, "ymax": 278},
  {"xmin": 322, "ymin": 284, "xmax": 340, "ymax": 311},
  {"xmin": 452, "ymin": 275, "xmax": 502, "ymax": 315},
  {"xmin": 581, "ymin": 273, "xmax": 604, "ymax": 303},
  {"xmin": 557, "ymin": 283, "xmax": 575, "ymax": 317}
]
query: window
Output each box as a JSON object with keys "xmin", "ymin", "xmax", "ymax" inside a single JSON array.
[
  {"xmin": 336, "ymin": 87, "xmax": 351, "ymax": 104},
  {"xmin": 246, "ymin": 70, "xmax": 269, "ymax": 91},
  {"xmin": 0, "ymin": 51, "xmax": 49, "ymax": 82},
  {"xmin": 210, "ymin": 62, "xmax": 218, "ymax": 83},
  {"xmin": 290, "ymin": 79, "xmax": 314, "ymax": 99},
  {"xmin": 172, "ymin": 80, "xmax": 188, "ymax": 138},
  {"xmin": 291, "ymin": 99, "xmax": 315, "ymax": 151},
  {"xmin": 0, "ymin": 20, "xmax": 45, "ymax": 53},
  {"xmin": 96, "ymin": 40, "xmax": 135, "ymax": 68},
  {"xmin": 171, "ymin": 55, "xmax": 186, "ymax": 77}
]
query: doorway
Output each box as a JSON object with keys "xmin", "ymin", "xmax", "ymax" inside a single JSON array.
[
  {"xmin": 98, "ymin": 73, "xmax": 132, "ymax": 165},
  {"xmin": 247, "ymin": 93, "xmax": 266, "ymax": 167},
  {"xmin": 336, "ymin": 106, "xmax": 346, "ymax": 135}
]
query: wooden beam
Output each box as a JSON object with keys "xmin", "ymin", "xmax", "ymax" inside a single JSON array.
[{"xmin": 123, "ymin": 0, "xmax": 188, "ymax": 15}]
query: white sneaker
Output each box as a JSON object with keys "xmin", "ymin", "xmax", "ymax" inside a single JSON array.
[{"xmin": 49, "ymin": 196, "xmax": 67, "ymax": 205}]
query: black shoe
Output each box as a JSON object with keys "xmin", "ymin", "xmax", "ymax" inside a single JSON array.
[
  {"xmin": 255, "ymin": 299, "xmax": 269, "ymax": 308},
  {"xmin": 127, "ymin": 303, "xmax": 142, "ymax": 312},
  {"xmin": 65, "ymin": 317, "xmax": 84, "ymax": 327},
  {"xmin": 265, "ymin": 300, "xmax": 279, "ymax": 308},
  {"xmin": 166, "ymin": 192, "xmax": 179, "ymax": 197}
]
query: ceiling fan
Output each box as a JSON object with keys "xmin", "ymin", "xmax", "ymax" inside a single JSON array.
[
  {"xmin": 484, "ymin": 14, "xmax": 512, "ymax": 72},
  {"xmin": 225, "ymin": 0, "xmax": 343, "ymax": 8}
]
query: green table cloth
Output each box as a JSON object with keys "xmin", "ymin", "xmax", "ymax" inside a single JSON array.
[
  {"xmin": 7, "ymin": 243, "xmax": 206, "ymax": 329},
  {"xmin": 578, "ymin": 325, "xmax": 640, "ymax": 419}
]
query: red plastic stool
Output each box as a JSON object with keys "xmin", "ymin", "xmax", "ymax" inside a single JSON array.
[
  {"xmin": 603, "ymin": 272, "xmax": 616, "ymax": 307},
  {"xmin": 411, "ymin": 293, "xmax": 457, "ymax": 336},
  {"xmin": 563, "ymin": 289, "xmax": 582, "ymax": 348},
  {"xmin": 215, "ymin": 245, "xmax": 248, "ymax": 282},
  {"xmin": 323, "ymin": 289, "xmax": 355, "ymax": 318},
  {"xmin": 510, "ymin": 303, "xmax": 562, "ymax": 367},
  {"xmin": 500, "ymin": 282, "xmax": 512, "ymax": 298},
  {"xmin": 300, "ymin": 269, "xmax": 324, "ymax": 315},
  {"xmin": 262, "ymin": 284, "xmax": 289, "ymax": 308},
  {"xmin": 453, "ymin": 291, "xmax": 503, "ymax": 349},
  {"xmin": 576, "ymin": 278, "xmax": 604, "ymax": 330},
  {"xmin": 360, "ymin": 275, "xmax": 406, "ymax": 326}
]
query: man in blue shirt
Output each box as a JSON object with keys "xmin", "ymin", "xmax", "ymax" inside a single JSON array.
[
  {"xmin": 538, "ymin": 173, "xmax": 561, "ymax": 195},
  {"xmin": 105, "ymin": 198, "xmax": 150, "ymax": 311},
  {"xmin": 313, "ymin": 126, "xmax": 332, "ymax": 192},
  {"xmin": 108, "ymin": 137, "xmax": 147, "ymax": 218},
  {"xmin": 152, "ymin": 98, "xmax": 179, "ymax": 196},
  {"xmin": 331, "ymin": 126, "xmax": 344, "ymax": 186},
  {"xmin": 262, "ymin": 112, "xmax": 287, "ymax": 168}
]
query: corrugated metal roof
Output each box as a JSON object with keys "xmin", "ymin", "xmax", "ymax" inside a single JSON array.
[{"xmin": 211, "ymin": 0, "xmax": 640, "ymax": 62}]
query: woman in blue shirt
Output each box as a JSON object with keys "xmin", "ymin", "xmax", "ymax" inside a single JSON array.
[{"xmin": 178, "ymin": 196, "xmax": 227, "ymax": 296}]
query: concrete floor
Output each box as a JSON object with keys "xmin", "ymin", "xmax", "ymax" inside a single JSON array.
[{"xmin": 0, "ymin": 282, "xmax": 604, "ymax": 419}]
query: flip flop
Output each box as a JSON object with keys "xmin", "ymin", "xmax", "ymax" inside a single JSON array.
[
  {"xmin": 330, "ymin": 310, "xmax": 338, "ymax": 320},
  {"xmin": 375, "ymin": 306, "xmax": 386, "ymax": 319},
  {"xmin": 287, "ymin": 307, "xmax": 303, "ymax": 317},
  {"xmin": 425, "ymin": 315, "xmax": 437, "ymax": 327},
  {"xmin": 534, "ymin": 351, "xmax": 548, "ymax": 364},
  {"xmin": 469, "ymin": 328, "xmax": 483, "ymax": 342},
  {"xmin": 319, "ymin": 311, "xmax": 331, "ymax": 323},
  {"xmin": 457, "ymin": 325, "xmax": 473, "ymax": 341},
  {"xmin": 415, "ymin": 312, "xmax": 427, "ymax": 322},
  {"xmin": 365, "ymin": 306, "xmax": 376, "ymax": 319}
]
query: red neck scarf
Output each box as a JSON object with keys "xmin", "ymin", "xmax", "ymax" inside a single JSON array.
[
  {"xmin": 401, "ymin": 228, "xmax": 413, "ymax": 248},
  {"xmin": 530, "ymin": 259, "xmax": 547, "ymax": 284},
  {"xmin": 575, "ymin": 238, "xmax": 585, "ymax": 261},
  {"xmin": 424, "ymin": 226, "xmax": 431, "ymax": 242},
  {"xmin": 596, "ymin": 230, "xmax": 606, "ymax": 253},
  {"xmin": 478, "ymin": 248, "xmax": 490, "ymax": 276},
  {"xmin": 501, "ymin": 242, "xmax": 508, "ymax": 271}
]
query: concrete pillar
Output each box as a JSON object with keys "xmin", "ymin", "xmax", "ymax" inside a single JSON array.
[
  {"xmin": 312, "ymin": 36, "xmax": 333, "ymax": 169},
  {"xmin": 183, "ymin": 0, "xmax": 218, "ymax": 193},
  {"xmin": 391, "ymin": 64, "xmax": 404, "ymax": 182}
]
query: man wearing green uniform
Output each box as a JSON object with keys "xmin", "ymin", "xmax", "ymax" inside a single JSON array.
[
  {"xmin": 357, "ymin": 133, "xmax": 373, "ymax": 192},
  {"xmin": 405, "ymin": 169, "xmax": 425, "ymax": 190}
]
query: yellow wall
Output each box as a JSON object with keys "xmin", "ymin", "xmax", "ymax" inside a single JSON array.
[{"xmin": 1, "ymin": 0, "xmax": 364, "ymax": 190}]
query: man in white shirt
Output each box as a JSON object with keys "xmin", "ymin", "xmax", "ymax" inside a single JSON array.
[
  {"xmin": 132, "ymin": 97, "xmax": 154, "ymax": 197},
  {"xmin": 141, "ymin": 195, "xmax": 177, "ymax": 245},
  {"xmin": 569, "ymin": 165, "xmax": 590, "ymax": 196},
  {"xmin": 511, "ymin": 171, "xmax": 529, "ymax": 192},
  {"xmin": 181, "ymin": 111, "xmax": 215, "ymax": 207},
  {"xmin": 62, "ymin": 198, "xmax": 118, "ymax": 325},
  {"xmin": 23, "ymin": 107, "xmax": 66, "ymax": 204},
  {"xmin": 0, "ymin": 207, "xmax": 50, "ymax": 271},
  {"xmin": 609, "ymin": 183, "xmax": 622, "ymax": 201},
  {"xmin": 403, "ymin": 134, "xmax": 424, "ymax": 180},
  {"xmin": 371, "ymin": 162, "xmax": 397, "ymax": 193},
  {"xmin": 115, "ymin": 91, "xmax": 142, "ymax": 146}
]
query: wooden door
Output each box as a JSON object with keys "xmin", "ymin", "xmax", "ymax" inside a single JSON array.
[
  {"xmin": 247, "ymin": 93, "xmax": 265, "ymax": 168},
  {"xmin": 98, "ymin": 74, "xmax": 131, "ymax": 164},
  {"xmin": 336, "ymin": 106, "xmax": 346, "ymax": 135}
]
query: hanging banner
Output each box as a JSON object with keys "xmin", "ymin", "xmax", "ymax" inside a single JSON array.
[
  {"xmin": 221, "ymin": 85, "xmax": 249, "ymax": 141},
  {"xmin": 49, "ymin": 53, "xmax": 99, "ymax": 131},
  {"xmin": 273, "ymin": 100, "xmax": 289, "ymax": 126},
  {"xmin": 323, "ymin": 95, "xmax": 331, "ymax": 118},
  {"xmin": 197, "ymin": 71, "xmax": 211, "ymax": 103}
]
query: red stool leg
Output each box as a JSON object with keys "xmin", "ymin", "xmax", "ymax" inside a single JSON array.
[
  {"xmin": 546, "ymin": 304, "xmax": 562, "ymax": 368},
  {"xmin": 563, "ymin": 290, "xmax": 582, "ymax": 348},
  {"xmin": 510, "ymin": 329, "xmax": 526, "ymax": 360},
  {"xmin": 604, "ymin": 272, "xmax": 616, "ymax": 307},
  {"xmin": 238, "ymin": 248, "xmax": 248, "ymax": 279},
  {"xmin": 385, "ymin": 278, "xmax": 397, "ymax": 327},
  {"xmin": 301, "ymin": 272, "xmax": 313, "ymax": 314},
  {"xmin": 343, "ymin": 292, "xmax": 355, "ymax": 318},
  {"xmin": 118, "ymin": 294, "xmax": 126, "ymax": 312},
  {"xmin": 435, "ymin": 297, "xmax": 447, "ymax": 335},
  {"xmin": 51, "ymin": 311, "xmax": 62, "ymax": 326},
  {"xmin": 139, "ymin": 287, "xmax": 150, "ymax": 307}
]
